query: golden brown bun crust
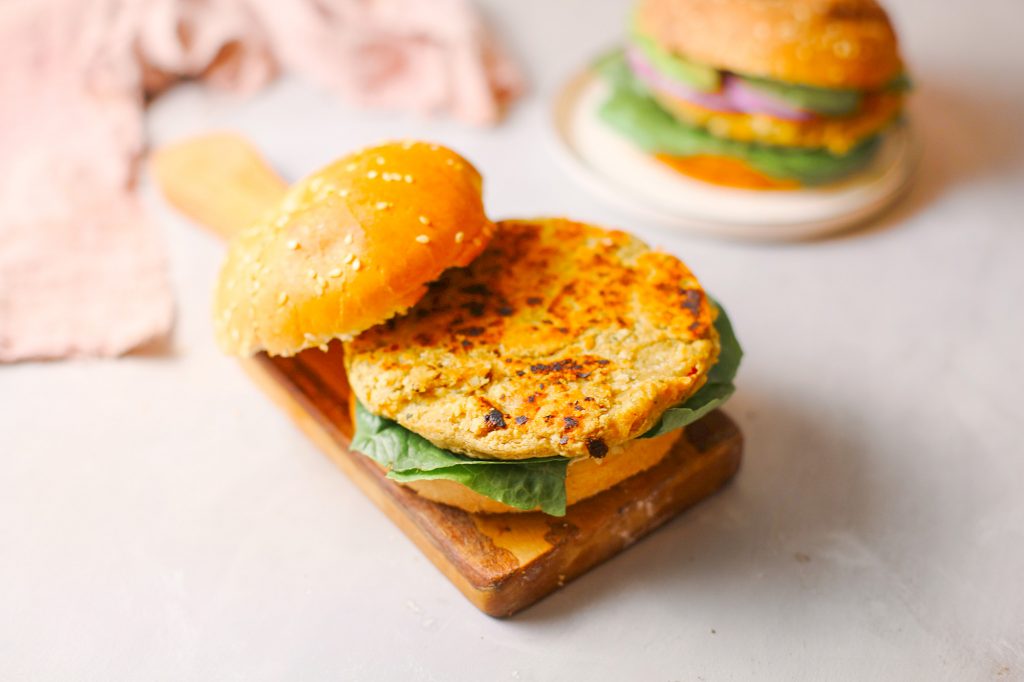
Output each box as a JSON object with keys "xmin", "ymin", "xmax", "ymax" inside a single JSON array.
[
  {"xmin": 405, "ymin": 430, "xmax": 683, "ymax": 514},
  {"xmin": 636, "ymin": 0, "xmax": 903, "ymax": 89},
  {"xmin": 345, "ymin": 218, "xmax": 719, "ymax": 460},
  {"xmin": 213, "ymin": 142, "xmax": 494, "ymax": 356}
]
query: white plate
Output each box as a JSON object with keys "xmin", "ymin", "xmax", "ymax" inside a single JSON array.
[{"xmin": 549, "ymin": 65, "xmax": 919, "ymax": 241}]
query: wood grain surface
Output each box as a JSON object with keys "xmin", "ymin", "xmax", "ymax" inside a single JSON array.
[{"xmin": 150, "ymin": 134, "xmax": 745, "ymax": 616}]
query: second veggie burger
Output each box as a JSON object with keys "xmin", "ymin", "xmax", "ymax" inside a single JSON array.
[{"xmin": 599, "ymin": 0, "xmax": 910, "ymax": 189}]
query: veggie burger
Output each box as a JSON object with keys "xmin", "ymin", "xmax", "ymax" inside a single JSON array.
[
  {"xmin": 599, "ymin": 0, "xmax": 909, "ymax": 189},
  {"xmin": 214, "ymin": 142, "xmax": 741, "ymax": 516}
]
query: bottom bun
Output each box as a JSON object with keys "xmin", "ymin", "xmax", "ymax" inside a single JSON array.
[{"xmin": 402, "ymin": 429, "xmax": 683, "ymax": 514}]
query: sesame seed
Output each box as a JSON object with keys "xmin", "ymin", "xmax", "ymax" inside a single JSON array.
[
  {"xmin": 328, "ymin": 268, "xmax": 342, "ymax": 277},
  {"xmin": 415, "ymin": 234, "xmax": 430, "ymax": 244},
  {"xmin": 343, "ymin": 253, "xmax": 354, "ymax": 264},
  {"xmin": 304, "ymin": 333, "xmax": 316, "ymax": 342},
  {"xmin": 404, "ymin": 175, "xmax": 413, "ymax": 183},
  {"xmin": 319, "ymin": 344, "xmax": 329, "ymax": 352},
  {"xmin": 310, "ymin": 178, "xmax": 323, "ymax": 191},
  {"xmin": 376, "ymin": 157, "xmax": 385, "ymax": 165},
  {"xmin": 367, "ymin": 170, "xmax": 378, "ymax": 179},
  {"xmin": 445, "ymin": 158, "xmax": 454, "ymax": 166},
  {"xmin": 343, "ymin": 233, "xmax": 353, "ymax": 245},
  {"xmin": 454, "ymin": 231, "xmax": 464, "ymax": 243},
  {"xmin": 418, "ymin": 215, "xmax": 430, "ymax": 225},
  {"xmin": 351, "ymin": 258, "xmax": 361, "ymax": 271},
  {"xmin": 287, "ymin": 239, "xmax": 300, "ymax": 250},
  {"xmin": 345, "ymin": 163, "xmax": 356, "ymax": 172},
  {"xmin": 339, "ymin": 188, "xmax": 350, "ymax": 197},
  {"xmin": 429, "ymin": 144, "xmax": 439, "ymax": 150},
  {"xmin": 401, "ymin": 141, "xmax": 414, "ymax": 150},
  {"xmin": 278, "ymin": 292, "xmax": 288, "ymax": 305},
  {"xmin": 375, "ymin": 201, "xmax": 391, "ymax": 210}
]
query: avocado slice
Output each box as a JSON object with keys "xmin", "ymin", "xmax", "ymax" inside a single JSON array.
[
  {"xmin": 596, "ymin": 51, "xmax": 880, "ymax": 185},
  {"xmin": 629, "ymin": 23, "xmax": 721, "ymax": 92},
  {"xmin": 737, "ymin": 75, "xmax": 863, "ymax": 117}
]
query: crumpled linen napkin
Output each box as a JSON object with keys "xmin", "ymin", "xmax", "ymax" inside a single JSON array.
[{"xmin": 0, "ymin": 0, "xmax": 524, "ymax": 362}]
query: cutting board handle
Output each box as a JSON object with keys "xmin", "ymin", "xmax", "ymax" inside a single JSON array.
[{"xmin": 150, "ymin": 133, "xmax": 289, "ymax": 241}]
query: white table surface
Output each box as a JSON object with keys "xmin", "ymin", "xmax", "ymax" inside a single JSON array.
[{"xmin": 3, "ymin": 0, "xmax": 1023, "ymax": 679}]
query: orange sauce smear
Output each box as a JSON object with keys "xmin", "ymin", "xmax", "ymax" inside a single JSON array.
[{"xmin": 654, "ymin": 154, "xmax": 801, "ymax": 191}]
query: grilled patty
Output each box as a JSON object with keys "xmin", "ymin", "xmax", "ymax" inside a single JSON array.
[{"xmin": 344, "ymin": 218, "xmax": 719, "ymax": 460}]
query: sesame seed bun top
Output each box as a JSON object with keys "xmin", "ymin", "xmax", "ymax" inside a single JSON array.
[
  {"xmin": 635, "ymin": 0, "xmax": 903, "ymax": 90},
  {"xmin": 213, "ymin": 141, "xmax": 494, "ymax": 357}
]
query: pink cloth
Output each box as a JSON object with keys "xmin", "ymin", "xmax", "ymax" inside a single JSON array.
[{"xmin": 0, "ymin": 0, "xmax": 524, "ymax": 362}]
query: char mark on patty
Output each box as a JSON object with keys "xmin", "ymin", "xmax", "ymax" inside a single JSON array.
[
  {"xmin": 529, "ymin": 358, "xmax": 584, "ymax": 375},
  {"xmin": 482, "ymin": 408, "xmax": 507, "ymax": 432},
  {"xmin": 586, "ymin": 438, "xmax": 609, "ymax": 459}
]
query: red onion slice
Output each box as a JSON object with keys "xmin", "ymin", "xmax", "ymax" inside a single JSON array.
[
  {"xmin": 723, "ymin": 78, "xmax": 815, "ymax": 121},
  {"xmin": 625, "ymin": 46, "xmax": 737, "ymax": 111},
  {"xmin": 626, "ymin": 45, "xmax": 815, "ymax": 122}
]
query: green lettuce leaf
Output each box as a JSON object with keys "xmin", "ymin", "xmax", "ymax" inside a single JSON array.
[
  {"xmin": 596, "ymin": 50, "xmax": 881, "ymax": 185},
  {"xmin": 352, "ymin": 403, "xmax": 570, "ymax": 515},
  {"xmin": 640, "ymin": 301, "xmax": 743, "ymax": 438},
  {"xmin": 350, "ymin": 301, "xmax": 742, "ymax": 516}
]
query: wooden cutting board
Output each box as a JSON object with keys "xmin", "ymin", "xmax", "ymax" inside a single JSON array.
[{"xmin": 150, "ymin": 133, "xmax": 744, "ymax": 617}]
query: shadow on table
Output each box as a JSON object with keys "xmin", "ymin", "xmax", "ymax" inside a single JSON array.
[
  {"xmin": 504, "ymin": 381, "xmax": 924, "ymax": 625},
  {"xmin": 815, "ymin": 78, "xmax": 1024, "ymax": 242}
]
